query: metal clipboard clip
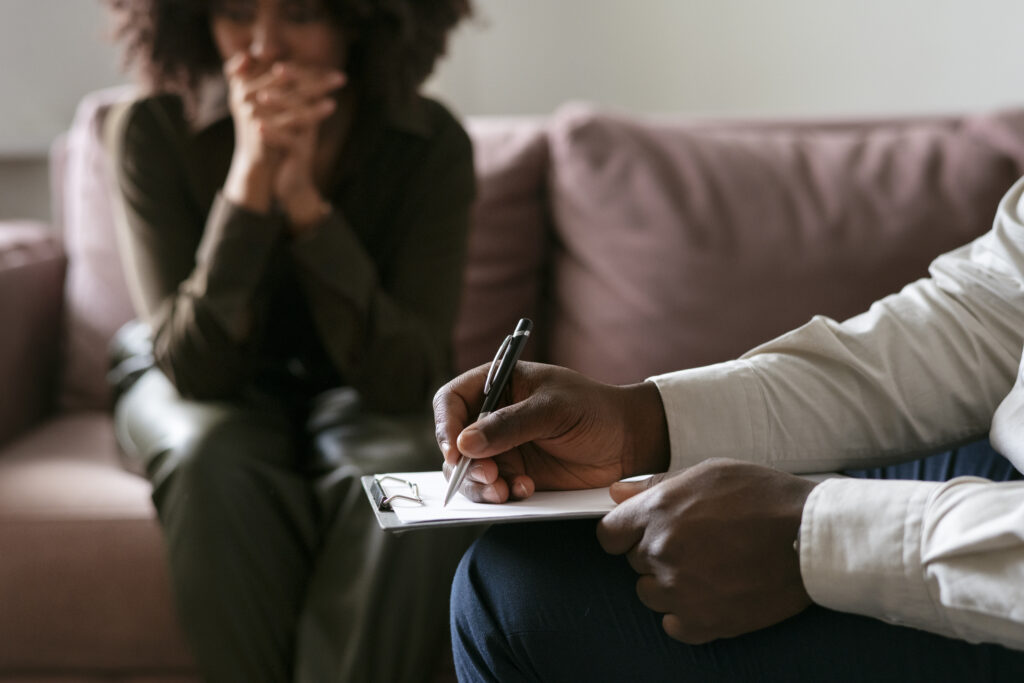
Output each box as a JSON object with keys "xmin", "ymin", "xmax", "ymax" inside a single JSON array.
[{"xmin": 369, "ymin": 475, "xmax": 424, "ymax": 512}]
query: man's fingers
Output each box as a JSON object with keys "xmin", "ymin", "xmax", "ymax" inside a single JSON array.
[
  {"xmin": 466, "ymin": 459, "xmax": 499, "ymax": 485},
  {"xmin": 507, "ymin": 474, "xmax": 535, "ymax": 500},
  {"xmin": 608, "ymin": 480, "xmax": 646, "ymax": 503},
  {"xmin": 625, "ymin": 545, "xmax": 655, "ymax": 575},
  {"xmin": 433, "ymin": 364, "xmax": 490, "ymax": 464},
  {"xmin": 456, "ymin": 395, "xmax": 557, "ymax": 459},
  {"xmin": 458, "ymin": 477, "xmax": 509, "ymax": 505},
  {"xmin": 663, "ymin": 614, "xmax": 684, "ymax": 642},
  {"xmin": 457, "ymin": 472, "xmax": 534, "ymax": 505},
  {"xmin": 662, "ymin": 613, "xmax": 717, "ymax": 645},
  {"xmin": 595, "ymin": 494, "xmax": 646, "ymax": 556},
  {"xmin": 635, "ymin": 574, "xmax": 667, "ymax": 612},
  {"xmin": 435, "ymin": 360, "xmax": 560, "ymax": 464},
  {"xmin": 439, "ymin": 452, "xmax": 534, "ymax": 505},
  {"xmin": 662, "ymin": 614, "xmax": 712, "ymax": 645},
  {"xmin": 608, "ymin": 471, "xmax": 680, "ymax": 503}
]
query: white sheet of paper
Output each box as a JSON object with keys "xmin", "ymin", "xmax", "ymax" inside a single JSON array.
[{"xmin": 382, "ymin": 471, "xmax": 617, "ymax": 525}]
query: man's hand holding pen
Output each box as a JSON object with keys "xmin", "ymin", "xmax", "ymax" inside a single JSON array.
[
  {"xmin": 433, "ymin": 359, "xmax": 670, "ymax": 504},
  {"xmin": 434, "ymin": 359, "xmax": 815, "ymax": 644}
]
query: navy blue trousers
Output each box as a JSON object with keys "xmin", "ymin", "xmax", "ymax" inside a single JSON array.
[{"xmin": 450, "ymin": 440, "xmax": 1024, "ymax": 682}]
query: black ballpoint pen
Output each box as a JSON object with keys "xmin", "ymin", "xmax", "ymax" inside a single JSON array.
[{"xmin": 443, "ymin": 318, "xmax": 533, "ymax": 506}]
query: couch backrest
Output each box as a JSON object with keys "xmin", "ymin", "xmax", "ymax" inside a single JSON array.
[
  {"xmin": 541, "ymin": 104, "xmax": 1024, "ymax": 385},
  {"xmin": 54, "ymin": 91, "xmax": 1024, "ymax": 409}
]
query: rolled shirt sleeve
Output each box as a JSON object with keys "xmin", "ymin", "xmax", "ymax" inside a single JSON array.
[{"xmin": 652, "ymin": 177, "xmax": 1024, "ymax": 475}]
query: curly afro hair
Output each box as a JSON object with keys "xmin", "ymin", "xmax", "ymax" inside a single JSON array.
[{"xmin": 107, "ymin": 0, "xmax": 472, "ymax": 108}]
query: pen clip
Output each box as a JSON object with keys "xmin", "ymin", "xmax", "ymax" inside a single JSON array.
[{"xmin": 484, "ymin": 334, "xmax": 512, "ymax": 395}]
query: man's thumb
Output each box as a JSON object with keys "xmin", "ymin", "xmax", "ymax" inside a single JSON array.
[{"xmin": 609, "ymin": 473, "xmax": 664, "ymax": 504}]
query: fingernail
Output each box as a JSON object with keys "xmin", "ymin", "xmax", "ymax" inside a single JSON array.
[
  {"xmin": 459, "ymin": 427, "xmax": 488, "ymax": 454},
  {"xmin": 514, "ymin": 481, "xmax": 528, "ymax": 498},
  {"xmin": 439, "ymin": 440, "xmax": 450, "ymax": 458},
  {"xmin": 485, "ymin": 487, "xmax": 502, "ymax": 504}
]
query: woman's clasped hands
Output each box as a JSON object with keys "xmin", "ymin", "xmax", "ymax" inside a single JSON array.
[{"xmin": 222, "ymin": 52, "xmax": 347, "ymax": 230}]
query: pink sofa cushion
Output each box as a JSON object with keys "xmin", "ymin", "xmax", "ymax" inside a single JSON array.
[
  {"xmin": 0, "ymin": 412, "xmax": 193, "ymax": 672},
  {"xmin": 454, "ymin": 119, "xmax": 549, "ymax": 372},
  {"xmin": 546, "ymin": 104, "xmax": 1024, "ymax": 385},
  {"xmin": 58, "ymin": 87, "xmax": 137, "ymax": 411}
]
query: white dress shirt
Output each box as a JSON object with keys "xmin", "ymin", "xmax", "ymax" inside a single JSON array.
[{"xmin": 650, "ymin": 176, "xmax": 1024, "ymax": 651}]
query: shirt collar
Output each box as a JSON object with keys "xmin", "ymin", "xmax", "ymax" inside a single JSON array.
[{"xmin": 188, "ymin": 75, "xmax": 431, "ymax": 138}]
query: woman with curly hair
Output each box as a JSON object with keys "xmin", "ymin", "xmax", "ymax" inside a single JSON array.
[{"xmin": 104, "ymin": 0, "xmax": 475, "ymax": 680}]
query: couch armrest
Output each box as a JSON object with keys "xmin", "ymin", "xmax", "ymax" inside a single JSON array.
[{"xmin": 0, "ymin": 222, "xmax": 66, "ymax": 447}]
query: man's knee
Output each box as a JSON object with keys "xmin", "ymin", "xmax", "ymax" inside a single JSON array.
[
  {"xmin": 453, "ymin": 523, "xmax": 585, "ymax": 632},
  {"xmin": 450, "ymin": 533, "xmax": 507, "ymax": 680},
  {"xmin": 450, "ymin": 536, "xmax": 486, "ymax": 631},
  {"xmin": 452, "ymin": 522, "xmax": 615, "ymax": 682}
]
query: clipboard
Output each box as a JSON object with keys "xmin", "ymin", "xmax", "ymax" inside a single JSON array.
[
  {"xmin": 361, "ymin": 471, "xmax": 616, "ymax": 534},
  {"xmin": 362, "ymin": 475, "xmax": 429, "ymax": 532}
]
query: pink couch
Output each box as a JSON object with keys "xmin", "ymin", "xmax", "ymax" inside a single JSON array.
[{"xmin": 4, "ymin": 87, "xmax": 1024, "ymax": 681}]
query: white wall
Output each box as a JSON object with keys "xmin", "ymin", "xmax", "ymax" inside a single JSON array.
[
  {"xmin": 4, "ymin": 0, "xmax": 1024, "ymax": 219},
  {"xmin": 428, "ymin": 0, "xmax": 1024, "ymax": 118},
  {"xmin": 0, "ymin": 0, "xmax": 126, "ymax": 156},
  {"xmin": 0, "ymin": 0, "xmax": 126, "ymax": 220}
]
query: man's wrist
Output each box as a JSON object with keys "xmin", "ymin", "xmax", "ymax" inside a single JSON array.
[{"xmin": 621, "ymin": 381, "xmax": 671, "ymax": 476}]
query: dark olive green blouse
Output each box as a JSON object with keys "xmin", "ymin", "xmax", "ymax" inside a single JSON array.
[{"xmin": 112, "ymin": 92, "xmax": 475, "ymax": 413}]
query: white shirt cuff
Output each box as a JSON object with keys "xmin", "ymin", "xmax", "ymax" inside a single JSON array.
[
  {"xmin": 799, "ymin": 477, "xmax": 942, "ymax": 628},
  {"xmin": 648, "ymin": 360, "xmax": 764, "ymax": 472}
]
